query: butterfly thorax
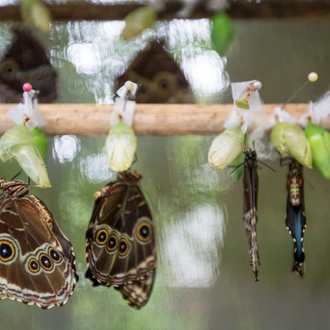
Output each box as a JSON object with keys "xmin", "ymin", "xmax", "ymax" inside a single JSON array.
[
  {"xmin": 118, "ymin": 171, "xmax": 142, "ymax": 185},
  {"xmin": 0, "ymin": 180, "xmax": 29, "ymax": 199}
]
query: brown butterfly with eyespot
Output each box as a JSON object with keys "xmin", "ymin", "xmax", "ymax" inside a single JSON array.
[
  {"xmin": 85, "ymin": 171, "xmax": 156, "ymax": 309},
  {"xmin": 0, "ymin": 179, "xmax": 78, "ymax": 309},
  {"xmin": 0, "ymin": 28, "xmax": 57, "ymax": 103},
  {"xmin": 117, "ymin": 40, "xmax": 194, "ymax": 103}
]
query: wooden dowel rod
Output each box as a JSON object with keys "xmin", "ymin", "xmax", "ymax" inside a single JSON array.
[
  {"xmin": 0, "ymin": 103, "xmax": 326, "ymax": 136},
  {"xmin": 2, "ymin": 2, "xmax": 330, "ymax": 21}
]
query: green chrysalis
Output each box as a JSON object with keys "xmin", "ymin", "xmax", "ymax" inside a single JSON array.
[
  {"xmin": 0, "ymin": 124, "xmax": 50, "ymax": 187},
  {"xmin": 270, "ymin": 122, "xmax": 312, "ymax": 168},
  {"xmin": 20, "ymin": 0, "xmax": 53, "ymax": 34},
  {"xmin": 121, "ymin": 6, "xmax": 157, "ymax": 40},
  {"xmin": 211, "ymin": 12, "xmax": 233, "ymax": 56},
  {"xmin": 305, "ymin": 122, "xmax": 330, "ymax": 179}
]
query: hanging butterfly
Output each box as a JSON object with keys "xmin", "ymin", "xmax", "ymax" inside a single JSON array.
[
  {"xmin": 85, "ymin": 171, "xmax": 156, "ymax": 309},
  {"xmin": 0, "ymin": 28, "xmax": 57, "ymax": 103},
  {"xmin": 243, "ymin": 147, "xmax": 260, "ymax": 281},
  {"xmin": 285, "ymin": 159, "xmax": 306, "ymax": 276},
  {"xmin": 116, "ymin": 40, "xmax": 194, "ymax": 103},
  {"xmin": 0, "ymin": 179, "xmax": 78, "ymax": 308}
]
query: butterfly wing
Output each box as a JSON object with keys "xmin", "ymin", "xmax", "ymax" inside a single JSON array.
[
  {"xmin": 117, "ymin": 268, "xmax": 156, "ymax": 309},
  {"xmin": 286, "ymin": 200, "xmax": 306, "ymax": 276},
  {"xmin": 0, "ymin": 28, "xmax": 57, "ymax": 103},
  {"xmin": 0, "ymin": 193, "xmax": 78, "ymax": 309},
  {"xmin": 117, "ymin": 40, "xmax": 194, "ymax": 103},
  {"xmin": 285, "ymin": 160, "xmax": 306, "ymax": 276},
  {"xmin": 243, "ymin": 149, "xmax": 260, "ymax": 282},
  {"xmin": 86, "ymin": 172, "xmax": 156, "ymax": 309}
]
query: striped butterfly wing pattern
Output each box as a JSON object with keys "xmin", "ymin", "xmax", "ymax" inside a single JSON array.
[
  {"xmin": 286, "ymin": 159, "xmax": 306, "ymax": 276},
  {"xmin": 85, "ymin": 171, "xmax": 156, "ymax": 309},
  {"xmin": 0, "ymin": 180, "xmax": 78, "ymax": 309},
  {"xmin": 243, "ymin": 148, "xmax": 260, "ymax": 282}
]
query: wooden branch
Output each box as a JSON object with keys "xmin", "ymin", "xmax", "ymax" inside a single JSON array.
[
  {"xmin": 2, "ymin": 1, "xmax": 330, "ymax": 21},
  {"xmin": 0, "ymin": 103, "xmax": 327, "ymax": 136}
]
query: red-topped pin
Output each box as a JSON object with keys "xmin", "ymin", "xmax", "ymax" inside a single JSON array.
[{"xmin": 23, "ymin": 83, "xmax": 32, "ymax": 92}]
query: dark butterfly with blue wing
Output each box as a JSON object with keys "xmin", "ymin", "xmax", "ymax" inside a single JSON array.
[
  {"xmin": 286, "ymin": 159, "xmax": 306, "ymax": 276},
  {"xmin": 243, "ymin": 148, "xmax": 260, "ymax": 282},
  {"xmin": 0, "ymin": 179, "xmax": 78, "ymax": 308},
  {"xmin": 85, "ymin": 171, "xmax": 156, "ymax": 309}
]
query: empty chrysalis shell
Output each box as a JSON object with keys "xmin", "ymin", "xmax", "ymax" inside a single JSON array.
[
  {"xmin": 106, "ymin": 121, "xmax": 137, "ymax": 172},
  {"xmin": 0, "ymin": 124, "xmax": 51, "ymax": 187},
  {"xmin": 270, "ymin": 122, "xmax": 312, "ymax": 168},
  {"xmin": 208, "ymin": 127, "xmax": 245, "ymax": 169},
  {"xmin": 305, "ymin": 123, "xmax": 330, "ymax": 179},
  {"xmin": 121, "ymin": 6, "xmax": 157, "ymax": 40}
]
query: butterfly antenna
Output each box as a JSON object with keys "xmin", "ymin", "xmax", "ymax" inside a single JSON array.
[
  {"xmin": 281, "ymin": 72, "xmax": 318, "ymax": 110},
  {"xmin": 229, "ymin": 162, "xmax": 245, "ymax": 175},
  {"xmin": 11, "ymin": 170, "xmax": 23, "ymax": 181},
  {"xmin": 257, "ymin": 160, "xmax": 276, "ymax": 172}
]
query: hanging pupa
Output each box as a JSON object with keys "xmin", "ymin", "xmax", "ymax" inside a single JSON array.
[
  {"xmin": 302, "ymin": 88, "xmax": 330, "ymax": 179},
  {"xmin": 270, "ymin": 72, "xmax": 319, "ymax": 169},
  {"xmin": 304, "ymin": 122, "xmax": 330, "ymax": 178},
  {"xmin": 106, "ymin": 121, "xmax": 137, "ymax": 172},
  {"xmin": 208, "ymin": 126, "xmax": 245, "ymax": 169},
  {"xmin": 121, "ymin": 6, "xmax": 157, "ymax": 40},
  {"xmin": 106, "ymin": 81, "xmax": 137, "ymax": 172},
  {"xmin": 270, "ymin": 121, "xmax": 312, "ymax": 168},
  {"xmin": 0, "ymin": 83, "xmax": 50, "ymax": 187},
  {"xmin": 208, "ymin": 79, "xmax": 263, "ymax": 175},
  {"xmin": 20, "ymin": 0, "xmax": 53, "ymax": 34}
]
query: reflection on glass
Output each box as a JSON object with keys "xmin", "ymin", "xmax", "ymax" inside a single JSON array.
[
  {"xmin": 52, "ymin": 135, "xmax": 81, "ymax": 163},
  {"xmin": 182, "ymin": 51, "xmax": 229, "ymax": 100},
  {"xmin": 0, "ymin": 0, "xmax": 17, "ymax": 6},
  {"xmin": 48, "ymin": 19, "xmax": 231, "ymax": 103},
  {"xmin": 161, "ymin": 203, "xmax": 227, "ymax": 288},
  {"xmin": 66, "ymin": 43, "xmax": 102, "ymax": 75},
  {"xmin": 164, "ymin": 19, "xmax": 211, "ymax": 50},
  {"xmin": 192, "ymin": 163, "xmax": 233, "ymax": 193},
  {"xmin": 79, "ymin": 148, "xmax": 114, "ymax": 182}
]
